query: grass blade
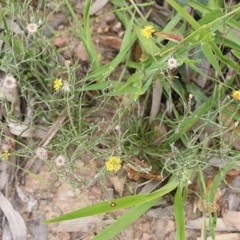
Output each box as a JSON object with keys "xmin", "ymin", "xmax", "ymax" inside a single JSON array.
[
  {"xmin": 45, "ymin": 178, "xmax": 178, "ymax": 223},
  {"xmin": 201, "ymin": 42, "xmax": 222, "ymax": 77},
  {"xmin": 174, "ymin": 183, "xmax": 186, "ymax": 240},
  {"xmin": 64, "ymin": 0, "xmax": 101, "ymax": 68},
  {"xmin": 93, "ymin": 198, "xmax": 159, "ymax": 240}
]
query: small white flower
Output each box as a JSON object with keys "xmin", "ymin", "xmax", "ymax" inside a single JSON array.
[
  {"xmin": 64, "ymin": 60, "xmax": 71, "ymax": 67},
  {"xmin": 26, "ymin": 23, "xmax": 38, "ymax": 34},
  {"xmin": 2, "ymin": 75, "xmax": 17, "ymax": 89},
  {"xmin": 55, "ymin": 155, "xmax": 66, "ymax": 168},
  {"xmin": 189, "ymin": 93, "xmax": 193, "ymax": 99},
  {"xmin": 62, "ymin": 81, "xmax": 70, "ymax": 92},
  {"xmin": 36, "ymin": 147, "xmax": 48, "ymax": 160},
  {"xmin": 167, "ymin": 57, "xmax": 177, "ymax": 70}
]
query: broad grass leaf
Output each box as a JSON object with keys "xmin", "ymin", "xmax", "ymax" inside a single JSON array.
[
  {"xmin": 174, "ymin": 184, "xmax": 186, "ymax": 240},
  {"xmin": 93, "ymin": 198, "xmax": 159, "ymax": 240},
  {"xmin": 45, "ymin": 178, "xmax": 178, "ymax": 223}
]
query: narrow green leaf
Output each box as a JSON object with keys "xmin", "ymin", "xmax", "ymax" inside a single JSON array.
[
  {"xmin": 188, "ymin": 1, "xmax": 212, "ymax": 14},
  {"xmin": 201, "ymin": 42, "xmax": 222, "ymax": 76},
  {"xmin": 209, "ymin": 160, "xmax": 235, "ymax": 203},
  {"xmin": 80, "ymin": 15, "xmax": 136, "ymax": 83},
  {"xmin": 198, "ymin": 9, "xmax": 223, "ymax": 25},
  {"xmin": 174, "ymin": 183, "xmax": 186, "ymax": 240},
  {"xmin": 210, "ymin": 41, "xmax": 240, "ymax": 70},
  {"xmin": 64, "ymin": 0, "xmax": 101, "ymax": 69},
  {"xmin": 167, "ymin": 0, "xmax": 201, "ymax": 30},
  {"xmin": 232, "ymin": 49, "xmax": 240, "ymax": 59},
  {"xmin": 93, "ymin": 198, "xmax": 159, "ymax": 240},
  {"xmin": 166, "ymin": 100, "xmax": 209, "ymax": 144}
]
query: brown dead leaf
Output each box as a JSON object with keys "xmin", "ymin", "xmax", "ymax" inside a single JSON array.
[
  {"xmin": 0, "ymin": 18, "xmax": 23, "ymax": 35},
  {"xmin": 228, "ymin": 193, "xmax": 240, "ymax": 211},
  {"xmin": 186, "ymin": 217, "xmax": 236, "ymax": 231},
  {"xmin": 219, "ymin": 103, "xmax": 240, "ymax": 150},
  {"xmin": 101, "ymin": 36, "xmax": 122, "ymax": 51},
  {"xmin": 152, "ymin": 123, "xmax": 167, "ymax": 143},
  {"xmin": 0, "ymin": 159, "xmax": 10, "ymax": 191},
  {"xmin": 197, "ymin": 233, "xmax": 240, "ymax": 240},
  {"xmin": 197, "ymin": 178, "xmax": 221, "ymax": 213},
  {"xmin": 54, "ymin": 216, "xmax": 102, "ymax": 232},
  {"xmin": 222, "ymin": 210, "xmax": 240, "ymax": 231},
  {"xmin": 150, "ymin": 80, "xmax": 162, "ymax": 120},
  {"xmin": 109, "ymin": 176, "xmax": 125, "ymax": 197},
  {"xmin": 90, "ymin": 0, "xmax": 109, "ymax": 15},
  {"xmin": 123, "ymin": 161, "xmax": 161, "ymax": 181},
  {"xmin": 0, "ymin": 191, "xmax": 27, "ymax": 240},
  {"xmin": 153, "ymin": 31, "xmax": 183, "ymax": 43},
  {"xmin": 132, "ymin": 43, "xmax": 142, "ymax": 62}
]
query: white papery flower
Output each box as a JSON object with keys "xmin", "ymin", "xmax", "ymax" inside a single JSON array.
[{"xmin": 26, "ymin": 23, "xmax": 38, "ymax": 34}]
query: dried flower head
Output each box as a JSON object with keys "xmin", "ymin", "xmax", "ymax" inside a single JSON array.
[
  {"xmin": 26, "ymin": 23, "xmax": 38, "ymax": 34},
  {"xmin": 105, "ymin": 156, "xmax": 122, "ymax": 172},
  {"xmin": 36, "ymin": 147, "xmax": 48, "ymax": 160},
  {"xmin": 141, "ymin": 25, "xmax": 155, "ymax": 39},
  {"xmin": 2, "ymin": 75, "xmax": 17, "ymax": 89},
  {"xmin": 232, "ymin": 90, "xmax": 240, "ymax": 101},
  {"xmin": 55, "ymin": 155, "xmax": 66, "ymax": 168},
  {"xmin": 167, "ymin": 57, "xmax": 178, "ymax": 70},
  {"xmin": 53, "ymin": 78, "xmax": 63, "ymax": 91},
  {"xmin": 64, "ymin": 60, "xmax": 71, "ymax": 67}
]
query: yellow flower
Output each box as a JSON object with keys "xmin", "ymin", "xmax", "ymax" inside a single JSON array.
[
  {"xmin": 232, "ymin": 90, "xmax": 240, "ymax": 101},
  {"xmin": 53, "ymin": 78, "xmax": 63, "ymax": 91},
  {"xmin": 141, "ymin": 25, "xmax": 155, "ymax": 39},
  {"xmin": 105, "ymin": 156, "xmax": 122, "ymax": 172},
  {"xmin": 1, "ymin": 150, "xmax": 10, "ymax": 160}
]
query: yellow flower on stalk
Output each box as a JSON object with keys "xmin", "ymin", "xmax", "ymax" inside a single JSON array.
[
  {"xmin": 105, "ymin": 156, "xmax": 122, "ymax": 172},
  {"xmin": 1, "ymin": 150, "xmax": 10, "ymax": 160},
  {"xmin": 232, "ymin": 90, "xmax": 240, "ymax": 101},
  {"xmin": 53, "ymin": 78, "xmax": 63, "ymax": 91},
  {"xmin": 141, "ymin": 25, "xmax": 155, "ymax": 39}
]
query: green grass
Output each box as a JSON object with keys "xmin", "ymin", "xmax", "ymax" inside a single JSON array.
[{"xmin": 1, "ymin": 0, "xmax": 240, "ymax": 239}]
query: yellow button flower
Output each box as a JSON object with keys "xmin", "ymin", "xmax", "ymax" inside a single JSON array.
[
  {"xmin": 1, "ymin": 150, "xmax": 10, "ymax": 160},
  {"xmin": 105, "ymin": 156, "xmax": 122, "ymax": 172},
  {"xmin": 53, "ymin": 78, "xmax": 63, "ymax": 91},
  {"xmin": 232, "ymin": 90, "xmax": 240, "ymax": 101},
  {"xmin": 141, "ymin": 25, "xmax": 155, "ymax": 39}
]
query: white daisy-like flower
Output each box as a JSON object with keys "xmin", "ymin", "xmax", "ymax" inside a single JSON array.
[
  {"xmin": 64, "ymin": 60, "xmax": 71, "ymax": 67},
  {"xmin": 2, "ymin": 75, "xmax": 17, "ymax": 89},
  {"xmin": 36, "ymin": 147, "xmax": 48, "ymax": 160},
  {"xmin": 167, "ymin": 57, "xmax": 178, "ymax": 70},
  {"xmin": 26, "ymin": 23, "xmax": 38, "ymax": 34},
  {"xmin": 62, "ymin": 81, "xmax": 70, "ymax": 92},
  {"xmin": 55, "ymin": 155, "xmax": 66, "ymax": 168}
]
